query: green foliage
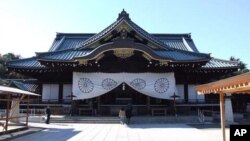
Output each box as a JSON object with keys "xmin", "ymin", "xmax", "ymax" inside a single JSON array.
[
  {"xmin": 219, "ymin": 56, "xmax": 249, "ymax": 79},
  {"xmin": 230, "ymin": 56, "xmax": 248, "ymax": 70},
  {"xmin": 0, "ymin": 53, "xmax": 26, "ymax": 80}
]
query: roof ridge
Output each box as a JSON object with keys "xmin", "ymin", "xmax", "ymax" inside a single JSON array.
[
  {"xmin": 76, "ymin": 10, "xmax": 175, "ymax": 50},
  {"xmin": 152, "ymin": 33, "xmax": 191, "ymax": 36},
  {"xmin": 182, "ymin": 37, "xmax": 194, "ymax": 52},
  {"xmin": 56, "ymin": 32, "xmax": 96, "ymax": 35},
  {"xmin": 127, "ymin": 20, "xmax": 169, "ymax": 49},
  {"xmin": 211, "ymin": 57, "xmax": 239, "ymax": 64},
  {"xmin": 52, "ymin": 36, "xmax": 66, "ymax": 51},
  {"xmin": 36, "ymin": 48, "xmax": 75, "ymax": 56},
  {"xmin": 76, "ymin": 19, "xmax": 123, "ymax": 49}
]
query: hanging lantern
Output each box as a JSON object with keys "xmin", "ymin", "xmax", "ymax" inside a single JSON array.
[{"xmin": 122, "ymin": 83, "xmax": 126, "ymax": 91}]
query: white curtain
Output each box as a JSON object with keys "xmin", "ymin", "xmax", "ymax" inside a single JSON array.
[{"xmin": 73, "ymin": 72, "xmax": 176, "ymax": 100}]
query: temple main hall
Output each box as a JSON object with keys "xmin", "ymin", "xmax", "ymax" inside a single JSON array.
[{"xmin": 7, "ymin": 10, "xmax": 239, "ymax": 116}]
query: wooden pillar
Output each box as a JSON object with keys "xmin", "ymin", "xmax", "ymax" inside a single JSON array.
[
  {"xmin": 26, "ymin": 95, "xmax": 30, "ymax": 127},
  {"xmin": 174, "ymin": 97, "xmax": 177, "ymax": 117},
  {"xmin": 5, "ymin": 94, "xmax": 11, "ymax": 131},
  {"xmin": 146, "ymin": 96, "xmax": 150, "ymax": 115},
  {"xmin": 220, "ymin": 93, "xmax": 226, "ymax": 141},
  {"xmin": 58, "ymin": 84, "xmax": 63, "ymax": 104},
  {"xmin": 97, "ymin": 97, "xmax": 100, "ymax": 109},
  {"xmin": 184, "ymin": 83, "xmax": 188, "ymax": 103}
]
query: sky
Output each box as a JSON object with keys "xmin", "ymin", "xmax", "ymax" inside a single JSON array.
[{"xmin": 0, "ymin": 0, "xmax": 250, "ymax": 68}]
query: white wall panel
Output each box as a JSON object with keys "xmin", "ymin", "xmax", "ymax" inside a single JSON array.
[
  {"xmin": 42, "ymin": 84, "xmax": 50, "ymax": 101},
  {"xmin": 42, "ymin": 84, "xmax": 59, "ymax": 102},
  {"xmin": 176, "ymin": 85, "xmax": 184, "ymax": 99},
  {"xmin": 188, "ymin": 85, "xmax": 204, "ymax": 101},
  {"xmin": 63, "ymin": 84, "xmax": 72, "ymax": 100}
]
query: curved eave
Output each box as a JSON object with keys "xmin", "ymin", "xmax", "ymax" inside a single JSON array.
[
  {"xmin": 7, "ymin": 66, "xmax": 47, "ymax": 70},
  {"xmin": 74, "ymin": 39, "xmax": 210, "ymax": 63},
  {"xmin": 75, "ymin": 40, "xmax": 170, "ymax": 61},
  {"xmin": 7, "ymin": 57, "xmax": 45, "ymax": 69},
  {"xmin": 200, "ymin": 66, "xmax": 239, "ymax": 70},
  {"xmin": 171, "ymin": 59, "xmax": 210, "ymax": 63},
  {"xmin": 38, "ymin": 58, "xmax": 77, "ymax": 63},
  {"xmin": 35, "ymin": 48, "xmax": 75, "ymax": 56}
]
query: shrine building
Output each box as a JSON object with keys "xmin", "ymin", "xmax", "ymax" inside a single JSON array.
[{"xmin": 7, "ymin": 10, "xmax": 239, "ymax": 116}]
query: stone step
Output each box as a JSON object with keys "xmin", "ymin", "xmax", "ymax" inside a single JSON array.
[
  {"xmin": 51, "ymin": 116, "xmax": 120, "ymax": 123},
  {"xmin": 130, "ymin": 116, "xmax": 200, "ymax": 124},
  {"xmin": 48, "ymin": 115, "xmax": 201, "ymax": 124}
]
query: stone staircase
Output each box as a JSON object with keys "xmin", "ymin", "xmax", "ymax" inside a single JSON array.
[
  {"xmin": 130, "ymin": 116, "xmax": 200, "ymax": 124},
  {"xmin": 48, "ymin": 115, "xmax": 200, "ymax": 124}
]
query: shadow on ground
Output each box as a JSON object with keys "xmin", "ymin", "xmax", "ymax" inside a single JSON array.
[
  {"xmin": 126, "ymin": 123, "xmax": 198, "ymax": 129},
  {"xmin": 8, "ymin": 127, "xmax": 80, "ymax": 141}
]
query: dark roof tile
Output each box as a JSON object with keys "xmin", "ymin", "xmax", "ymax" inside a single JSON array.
[{"xmin": 202, "ymin": 58, "xmax": 239, "ymax": 69}]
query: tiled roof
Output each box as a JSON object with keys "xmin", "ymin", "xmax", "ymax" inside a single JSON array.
[
  {"xmin": 7, "ymin": 54, "xmax": 238, "ymax": 69},
  {"xmin": 202, "ymin": 58, "xmax": 239, "ymax": 69},
  {"xmin": 128, "ymin": 21, "xmax": 168, "ymax": 48},
  {"xmin": 47, "ymin": 33, "xmax": 196, "ymax": 53},
  {"xmin": 75, "ymin": 10, "xmax": 180, "ymax": 50},
  {"xmin": 154, "ymin": 50, "xmax": 208, "ymax": 61},
  {"xmin": 158, "ymin": 35, "xmax": 199, "ymax": 52},
  {"xmin": 10, "ymin": 80, "xmax": 39, "ymax": 92},
  {"xmin": 6, "ymin": 10, "xmax": 238, "ymax": 70},
  {"xmin": 7, "ymin": 57, "xmax": 44, "ymax": 68},
  {"xmin": 37, "ymin": 46, "xmax": 209, "ymax": 62},
  {"xmin": 48, "ymin": 34, "xmax": 94, "ymax": 52},
  {"xmin": 77, "ymin": 19, "xmax": 122, "ymax": 48},
  {"xmin": 7, "ymin": 48, "xmax": 210, "ymax": 69},
  {"xmin": 39, "ymin": 50, "xmax": 91, "ymax": 60}
]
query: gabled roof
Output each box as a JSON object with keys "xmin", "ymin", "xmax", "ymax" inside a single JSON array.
[
  {"xmin": 75, "ymin": 10, "xmax": 180, "ymax": 50},
  {"xmin": 47, "ymin": 33, "xmax": 199, "ymax": 53},
  {"xmin": 6, "ymin": 10, "xmax": 238, "ymax": 71},
  {"xmin": 46, "ymin": 10, "xmax": 198, "ymax": 53}
]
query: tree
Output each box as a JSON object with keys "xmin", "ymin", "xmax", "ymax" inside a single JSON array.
[
  {"xmin": 219, "ymin": 56, "xmax": 249, "ymax": 79},
  {"xmin": 230, "ymin": 56, "xmax": 248, "ymax": 71},
  {"xmin": 0, "ymin": 53, "xmax": 25, "ymax": 80}
]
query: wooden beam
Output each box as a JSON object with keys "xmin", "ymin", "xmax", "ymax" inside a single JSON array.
[
  {"xmin": 196, "ymin": 73, "xmax": 250, "ymax": 93},
  {"xmin": 220, "ymin": 93, "xmax": 226, "ymax": 141},
  {"xmin": 0, "ymin": 99, "xmax": 29, "ymax": 102}
]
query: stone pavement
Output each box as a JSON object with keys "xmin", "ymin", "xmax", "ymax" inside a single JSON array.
[{"xmin": 9, "ymin": 123, "xmax": 229, "ymax": 141}]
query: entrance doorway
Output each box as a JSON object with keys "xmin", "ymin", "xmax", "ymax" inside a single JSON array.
[{"xmin": 98, "ymin": 83, "xmax": 171, "ymax": 116}]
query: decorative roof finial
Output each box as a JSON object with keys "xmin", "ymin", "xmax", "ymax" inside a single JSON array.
[{"xmin": 117, "ymin": 9, "xmax": 130, "ymax": 20}]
